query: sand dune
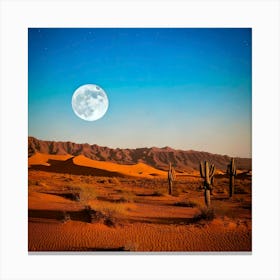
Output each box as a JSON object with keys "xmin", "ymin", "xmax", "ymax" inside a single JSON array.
[
  {"xmin": 29, "ymin": 153, "xmax": 166, "ymax": 178},
  {"xmin": 28, "ymin": 153, "xmax": 72, "ymax": 167},
  {"xmin": 73, "ymin": 155, "xmax": 166, "ymax": 177}
]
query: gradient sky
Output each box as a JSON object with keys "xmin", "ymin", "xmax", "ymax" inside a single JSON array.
[{"xmin": 28, "ymin": 28, "xmax": 251, "ymax": 157}]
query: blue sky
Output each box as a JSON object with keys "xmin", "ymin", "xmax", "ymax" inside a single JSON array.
[{"xmin": 28, "ymin": 28, "xmax": 251, "ymax": 157}]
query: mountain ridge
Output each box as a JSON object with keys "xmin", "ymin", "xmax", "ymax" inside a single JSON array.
[{"xmin": 28, "ymin": 136, "xmax": 252, "ymax": 171}]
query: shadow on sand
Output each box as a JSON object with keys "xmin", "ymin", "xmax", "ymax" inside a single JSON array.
[
  {"xmin": 29, "ymin": 157, "xmax": 124, "ymax": 177},
  {"xmin": 28, "ymin": 208, "xmax": 96, "ymax": 223}
]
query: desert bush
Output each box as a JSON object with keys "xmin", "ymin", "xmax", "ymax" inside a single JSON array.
[
  {"xmin": 79, "ymin": 186, "xmax": 96, "ymax": 203},
  {"xmin": 81, "ymin": 176, "xmax": 92, "ymax": 184},
  {"xmin": 69, "ymin": 192, "xmax": 80, "ymax": 201},
  {"xmin": 88, "ymin": 201, "xmax": 129, "ymax": 217},
  {"xmin": 85, "ymin": 205, "xmax": 118, "ymax": 227},
  {"xmin": 62, "ymin": 211, "xmax": 71, "ymax": 223},
  {"xmin": 82, "ymin": 205, "xmax": 107, "ymax": 224},
  {"xmin": 193, "ymin": 207, "xmax": 215, "ymax": 222},
  {"xmin": 97, "ymin": 178, "xmax": 108, "ymax": 184},
  {"xmin": 108, "ymin": 177, "xmax": 121, "ymax": 185}
]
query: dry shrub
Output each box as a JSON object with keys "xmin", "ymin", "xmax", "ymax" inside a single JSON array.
[
  {"xmin": 193, "ymin": 207, "xmax": 215, "ymax": 222},
  {"xmin": 81, "ymin": 176, "xmax": 92, "ymax": 184},
  {"xmin": 80, "ymin": 205, "xmax": 116, "ymax": 226},
  {"xmin": 88, "ymin": 200, "xmax": 129, "ymax": 217},
  {"xmin": 62, "ymin": 211, "xmax": 71, "ymax": 223},
  {"xmin": 79, "ymin": 186, "xmax": 97, "ymax": 203},
  {"xmin": 82, "ymin": 205, "xmax": 115, "ymax": 226},
  {"xmin": 108, "ymin": 177, "xmax": 121, "ymax": 186}
]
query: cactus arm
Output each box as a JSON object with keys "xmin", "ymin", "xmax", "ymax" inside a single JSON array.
[
  {"xmin": 205, "ymin": 161, "xmax": 209, "ymax": 178},
  {"xmin": 172, "ymin": 167, "xmax": 176, "ymax": 181},
  {"xmin": 231, "ymin": 158, "xmax": 235, "ymax": 172},
  {"xmin": 168, "ymin": 163, "xmax": 173, "ymax": 180},
  {"xmin": 205, "ymin": 161, "xmax": 210, "ymax": 185},
  {"xmin": 230, "ymin": 158, "xmax": 236, "ymax": 174},
  {"xmin": 199, "ymin": 161, "xmax": 205, "ymax": 178},
  {"xmin": 209, "ymin": 164, "xmax": 215, "ymax": 178}
]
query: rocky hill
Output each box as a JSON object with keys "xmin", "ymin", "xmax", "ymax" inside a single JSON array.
[{"xmin": 28, "ymin": 136, "xmax": 251, "ymax": 172}]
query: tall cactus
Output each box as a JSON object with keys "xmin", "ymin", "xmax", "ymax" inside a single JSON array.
[
  {"xmin": 227, "ymin": 158, "xmax": 237, "ymax": 197},
  {"xmin": 167, "ymin": 162, "xmax": 175, "ymax": 195},
  {"xmin": 199, "ymin": 161, "xmax": 215, "ymax": 207}
]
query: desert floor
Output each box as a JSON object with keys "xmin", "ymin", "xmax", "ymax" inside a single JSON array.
[{"xmin": 28, "ymin": 154, "xmax": 251, "ymax": 252}]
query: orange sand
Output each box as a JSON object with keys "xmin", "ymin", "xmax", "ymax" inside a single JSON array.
[
  {"xmin": 28, "ymin": 153, "xmax": 72, "ymax": 167},
  {"xmin": 28, "ymin": 155, "xmax": 252, "ymax": 252},
  {"xmin": 73, "ymin": 155, "xmax": 167, "ymax": 178}
]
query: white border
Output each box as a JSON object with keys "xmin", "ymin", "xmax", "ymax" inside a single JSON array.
[{"xmin": 1, "ymin": 0, "xmax": 279, "ymax": 279}]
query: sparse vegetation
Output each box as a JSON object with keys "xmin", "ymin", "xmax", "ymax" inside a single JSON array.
[
  {"xmin": 62, "ymin": 211, "xmax": 71, "ymax": 223},
  {"xmin": 28, "ymin": 153, "xmax": 251, "ymax": 252},
  {"xmin": 97, "ymin": 179, "xmax": 107, "ymax": 184},
  {"xmin": 88, "ymin": 200, "xmax": 131, "ymax": 218},
  {"xmin": 79, "ymin": 186, "xmax": 97, "ymax": 204},
  {"xmin": 193, "ymin": 206, "xmax": 215, "ymax": 222},
  {"xmin": 108, "ymin": 177, "xmax": 121, "ymax": 186}
]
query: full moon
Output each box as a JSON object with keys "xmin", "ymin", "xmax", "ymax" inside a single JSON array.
[{"xmin": 71, "ymin": 84, "xmax": 109, "ymax": 121}]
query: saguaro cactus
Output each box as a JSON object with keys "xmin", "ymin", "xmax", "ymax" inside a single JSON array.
[
  {"xmin": 199, "ymin": 161, "xmax": 215, "ymax": 207},
  {"xmin": 167, "ymin": 163, "xmax": 176, "ymax": 195},
  {"xmin": 227, "ymin": 158, "xmax": 237, "ymax": 197}
]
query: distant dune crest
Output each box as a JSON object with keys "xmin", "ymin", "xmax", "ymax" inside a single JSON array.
[{"xmin": 28, "ymin": 137, "xmax": 251, "ymax": 171}]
